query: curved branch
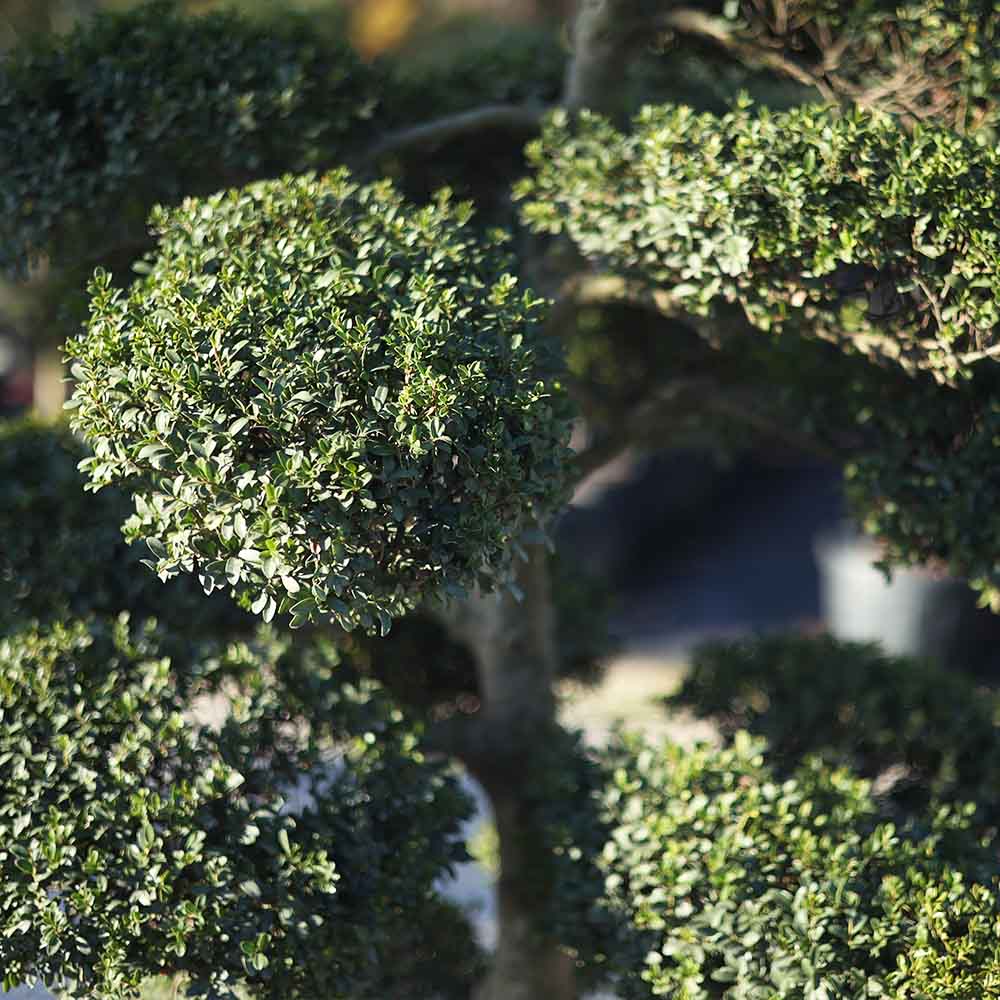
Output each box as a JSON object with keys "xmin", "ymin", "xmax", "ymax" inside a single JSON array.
[
  {"xmin": 659, "ymin": 7, "xmax": 834, "ymax": 100},
  {"xmin": 547, "ymin": 272, "xmax": 729, "ymax": 346},
  {"xmin": 367, "ymin": 103, "xmax": 548, "ymax": 161},
  {"xmin": 572, "ymin": 374, "xmax": 841, "ymax": 482},
  {"xmin": 550, "ymin": 273, "xmax": 844, "ymax": 479},
  {"xmin": 571, "ymin": 376, "xmax": 714, "ymax": 481}
]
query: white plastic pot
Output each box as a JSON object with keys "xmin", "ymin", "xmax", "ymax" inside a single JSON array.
[{"xmin": 815, "ymin": 527, "xmax": 968, "ymax": 661}]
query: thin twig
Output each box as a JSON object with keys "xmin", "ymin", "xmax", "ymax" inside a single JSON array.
[{"xmin": 956, "ymin": 342, "xmax": 1000, "ymax": 365}]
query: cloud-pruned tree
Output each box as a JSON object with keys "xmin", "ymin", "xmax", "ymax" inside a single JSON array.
[{"xmin": 4, "ymin": 1, "xmax": 1000, "ymax": 998}]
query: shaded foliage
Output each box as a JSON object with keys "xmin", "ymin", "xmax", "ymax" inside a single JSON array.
[
  {"xmin": 669, "ymin": 632, "xmax": 1000, "ymax": 826},
  {"xmin": 0, "ymin": 0, "xmax": 375, "ymax": 279},
  {"xmin": 0, "ymin": 616, "xmax": 473, "ymax": 999},
  {"xmin": 711, "ymin": 0, "xmax": 1000, "ymax": 136},
  {"xmin": 0, "ymin": 418, "xmax": 251, "ymax": 639},
  {"xmin": 519, "ymin": 100, "xmax": 1000, "ymax": 608}
]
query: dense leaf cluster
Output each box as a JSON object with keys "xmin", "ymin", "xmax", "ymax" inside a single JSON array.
[
  {"xmin": 0, "ymin": 418, "xmax": 250, "ymax": 638},
  {"xmin": 0, "ymin": 617, "xmax": 472, "ymax": 1000},
  {"xmin": 670, "ymin": 633, "xmax": 1000, "ymax": 825},
  {"xmin": 66, "ymin": 170, "xmax": 571, "ymax": 633},
  {"xmin": 8, "ymin": 3, "xmax": 1000, "ymax": 997},
  {"xmin": 519, "ymin": 101, "xmax": 1000, "ymax": 382},
  {"xmin": 0, "ymin": 0, "xmax": 374, "ymax": 278},
  {"xmin": 594, "ymin": 732, "xmax": 1000, "ymax": 998}
]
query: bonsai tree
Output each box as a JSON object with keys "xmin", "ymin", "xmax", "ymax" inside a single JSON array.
[{"xmin": 4, "ymin": 1, "xmax": 1000, "ymax": 998}]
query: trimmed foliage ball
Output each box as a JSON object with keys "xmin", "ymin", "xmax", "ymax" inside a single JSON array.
[
  {"xmin": 67, "ymin": 170, "xmax": 571, "ymax": 633},
  {"xmin": 0, "ymin": 617, "xmax": 472, "ymax": 999},
  {"xmin": 519, "ymin": 101, "xmax": 1000, "ymax": 384},
  {"xmin": 670, "ymin": 633, "xmax": 1000, "ymax": 826},
  {"xmin": 593, "ymin": 732, "xmax": 1000, "ymax": 998}
]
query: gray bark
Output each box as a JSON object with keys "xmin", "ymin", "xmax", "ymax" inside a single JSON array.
[
  {"xmin": 477, "ymin": 783, "xmax": 577, "ymax": 1000},
  {"xmin": 433, "ymin": 2, "xmax": 662, "ymax": 994},
  {"xmin": 564, "ymin": 0, "xmax": 645, "ymax": 115},
  {"xmin": 438, "ymin": 548, "xmax": 577, "ymax": 1000}
]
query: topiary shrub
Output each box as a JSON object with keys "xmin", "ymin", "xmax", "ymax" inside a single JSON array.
[
  {"xmin": 518, "ymin": 100, "xmax": 1000, "ymax": 384},
  {"xmin": 591, "ymin": 731, "xmax": 1000, "ymax": 999},
  {"xmin": 0, "ymin": 615, "xmax": 473, "ymax": 1000},
  {"xmin": 517, "ymin": 100, "xmax": 1000, "ymax": 609},
  {"xmin": 668, "ymin": 633, "xmax": 1000, "ymax": 826},
  {"xmin": 11, "ymin": 2, "xmax": 1000, "ymax": 996},
  {"xmin": 694, "ymin": 0, "xmax": 1000, "ymax": 138},
  {"xmin": 65, "ymin": 169, "xmax": 571, "ymax": 634}
]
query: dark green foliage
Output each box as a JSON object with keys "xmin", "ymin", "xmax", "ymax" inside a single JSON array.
[
  {"xmin": 8, "ymin": 3, "xmax": 1000, "ymax": 996},
  {"xmin": 0, "ymin": 616, "xmax": 472, "ymax": 1000},
  {"xmin": 709, "ymin": 330, "xmax": 1000, "ymax": 611},
  {"xmin": 0, "ymin": 0, "xmax": 375, "ymax": 279},
  {"xmin": 519, "ymin": 99, "xmax": 1000, "ymax": 606},
  {"xmin": 669, "ymin": 633, "xmax": 1000, "ymax": 825},
  {"xmin": 519, "ymin": 101, "xmax": 1000, "ymax": 383},
  {"xmin": 840, "ymin": 366, "xmax": 1000, "ymax": 610},
  {"xmin": 66, "ymin": 169, "xmax": 571, "ymax": 634},
  {"xmin": 351, "ymin": 896, "xmax": 486, "ymax": 1000},
  {"xmin": 0, "ymin": 418, "xmax": 250, "ymax": 638},
  {"xmin": 526, "ymin": 727, "xmax": 624, "ymax": 990},
  {"xmin": 593, "ymin": 732, "xmax": 1000, "ymax": 998}
]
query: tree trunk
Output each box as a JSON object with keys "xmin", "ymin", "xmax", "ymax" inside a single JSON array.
[
  {"xmin": 438, "ymin": 5, "xmax": 653, "ymax": 994},
  {"xmin": 439, "ymin": 547, "xmax": 577, "ymax": 1000},
  {"xmin": 477, "ymin": 781, "xmax": 577, "ymax": 1000},
  {"xmin": 564, "ymin": 0, "xmax": 642, "ymax": 115},
  {"xmin": 2, "ymin": 1, "xmax": 53, "ymax": 40}
]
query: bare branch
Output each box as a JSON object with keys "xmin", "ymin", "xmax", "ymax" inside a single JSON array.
[
  {"xmin": 367, "ymin": 103, "xmax": 547, "ymax": 162},
  {"xmin": 572, "ymin": 376, "xmax": 714, "ymax": 480},
  {"xmin": 571, "ymin": 373, "xmax": 840, "ymax": 482},
  {"xmin": 660, "ymin": 8, "xmax": 834, "ymax": 100},
  {"xmin": 549, "ymin": 272, "xmax": 844, "ymax": 479}
]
